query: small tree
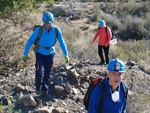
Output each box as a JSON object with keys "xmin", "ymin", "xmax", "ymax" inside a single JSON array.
[{"xmin": 62, "ymin": 0, "xmax": 82, "ymax": 21}]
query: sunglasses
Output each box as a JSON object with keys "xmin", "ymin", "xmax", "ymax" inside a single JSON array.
[{"xmin": 46, "ymin": 21, "xmax": 52, "ymax": 25}]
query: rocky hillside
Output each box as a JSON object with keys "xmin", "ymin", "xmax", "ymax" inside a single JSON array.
[
  {"xmin": 0, "ymin": 1, "xmax": 150, "ymax": 113},
  {"xmin": 0, "ymin": 60, "xmax": 150, "ymax": 113}
]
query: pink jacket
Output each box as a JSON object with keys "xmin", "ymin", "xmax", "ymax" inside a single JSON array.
[{"xmin": 93, "ymin": 26, "xmax": 112, "ymax": 46}]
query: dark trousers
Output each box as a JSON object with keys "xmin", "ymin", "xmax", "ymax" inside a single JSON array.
[
  {"xmin": 98, "ymin": 45, "xmax": 110, "ymax": 64},
  {"xmin": 35, "ymin": 52, "xmax": 55, "ymax": 91}
]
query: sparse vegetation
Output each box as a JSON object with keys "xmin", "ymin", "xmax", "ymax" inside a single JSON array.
[
  {"xmin": 0, "ymin": 0, "xmax": 150, "ymax": 112},
  {"xmin": 110, "ymin": 40, "xmax": 150, "ymax": 63},
  {"xmin": 0, "ymin": 101, "xmax": 5, "ymax": 113},
  {"xmin": 91, "ymin": 5, "xmax": 101, "ymax": 22},
  {"xmin": 100, "ymin": 1, "xmax": 150, "ymax": 40},
  {"xmin": 0, "ymin": 0, "xmax": 54, "ymax": 13}
]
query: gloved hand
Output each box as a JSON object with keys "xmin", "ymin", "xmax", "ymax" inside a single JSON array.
[
  {"xmin": 23, "ymin": 55, "xmax": 28, "ymax": 63},
  {"xmin": 65, "ymin": 55, "xmax": 70, "ymax": 63}
]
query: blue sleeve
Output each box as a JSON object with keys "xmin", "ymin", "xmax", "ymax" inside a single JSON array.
[
  {"xmin": 24, "ymin": 27, "xmax": 39, "ymax": 55},
  {"xmin": 88, "ymin": 85, "xmax": 101, "ymax": 113},
  {"xmin": 122, "ymin": 83, "xmax": 128, "ymax": 113},
  {"xmin": 57, "ymin": 27, "xmax": 68, "ymax": 55}
]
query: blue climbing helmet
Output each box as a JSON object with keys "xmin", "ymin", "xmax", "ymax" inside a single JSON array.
[
  {"xmin": 42, "ymin": 12, "xmax": 54, "ymax": 22},
  {"xmin": 99, "ymin": 20, "xmax": 105, "ymax": 27},
  {"xmin": 107, "ymin": 58, "xmax": 125, "ymax": 72}
]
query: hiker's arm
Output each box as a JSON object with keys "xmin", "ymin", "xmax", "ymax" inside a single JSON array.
[
  {"xmin": 24, "ymin": 27, "xmax": 39, "ymax": 55},
  {"xmin": 122, "ymin": 84, "xmax": 128, "ymax": 113},
  {"xmin": 106, "ymin": 27, "xmax": 112, "ymax": 45},
  {"xmin": 88, "ymin": 85, "xmax": 101, "ymax": 113},
  {"xmin": 93, "ymin": 29, "xmax": 99, "ymax": 43},
  {"xmin": 57, "ymin": 27, "xmax": 68, "ymax": 55}
]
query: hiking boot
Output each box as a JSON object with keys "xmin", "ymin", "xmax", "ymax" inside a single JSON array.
[
  {"xmin": 36, "ymin": 87, "xmax": 41, "ymax": 95},
  {"xmin": 41, "ymin": 90, "xmax": 48, "ymax": 96},
  {"xmin": 98, "ymin": 62, "xmax": 105, "ymax": 65}
]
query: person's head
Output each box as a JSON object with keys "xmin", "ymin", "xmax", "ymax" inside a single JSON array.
[
  {"xmin": 42, "ymin": 12, "xmax": 54, "ymax": 28},
  {"xmin": 98, "ymin": 20, "xmax": 105, "ymax": 27},
  {"xmin": 107, "ymin": 58, "xmax": 125, "ymax": 89}
]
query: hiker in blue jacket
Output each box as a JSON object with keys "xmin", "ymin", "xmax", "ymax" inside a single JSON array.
[
  {"xmin": 88, "ymin": 58, "xmax": 128, "ymax": 113},
  {"xmin": 23, "ymin": 12, "xmax": 70, "ymax": 96}
]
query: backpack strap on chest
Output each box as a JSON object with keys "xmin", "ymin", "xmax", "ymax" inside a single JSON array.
[
  {"xmin": 35, "ymin": 25, "xmax": 43, "ymax": 53},
  {"xmin": 98, "ymin": 78, "xmax": 106, "ymax": 113},
  {"xmin": 121, "ymin": 81, "xmax": 127, "ymax": 105},
  {"xmin": 105, "ymin": 26, "xmax": 109, "ymax": 41},
  {"xmin": 48, "ymin": 25, "xmax": 58, "ymax": 54},
  {"xmin": 34, "ymin": 25, "xmax": 58, "ymax": 55}
]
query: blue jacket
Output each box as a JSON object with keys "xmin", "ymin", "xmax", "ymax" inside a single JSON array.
[
  {"xmin": 88, "ymin": 78, "xmax": 128, "ymax": 113},
  {"xmin": 24, "ymin": 24, "xmax": 68, "ymax": 55}
]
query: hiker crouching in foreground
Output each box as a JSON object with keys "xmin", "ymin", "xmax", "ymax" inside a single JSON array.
[
  {"xmin": 93, "ymin": 20, "xmax": 112, "ymax": 65},
  {"xmin": 23, "ymin": 12, "xmax": 69, "ymax": 96},
  {"xmin": 88, "ymin": 58, "xmax": 128, "ymax": 113}
]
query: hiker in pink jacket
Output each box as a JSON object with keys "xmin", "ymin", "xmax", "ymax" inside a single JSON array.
[{"xmin": 93, "ymin": 20, "xmax": 112, "ymax": 65}]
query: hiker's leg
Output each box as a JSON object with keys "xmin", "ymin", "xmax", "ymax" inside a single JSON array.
[
  {"xmin": 42, "ymin": 53, "xmax": 55, "ymax": 91},
  {"xmin": 104, "ymin": 45, "xmax": 110, "ymax": 64},
  {"xmin": 98, "ymin": 45, "xmax": 105, "ymax": 63},
  {"xmin": 35, "ymin": 53, "xmax": 44, "ymax": 88}
]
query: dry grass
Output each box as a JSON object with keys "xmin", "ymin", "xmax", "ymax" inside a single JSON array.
[
  {"xmin": 110, "ymin": 40, "xmax": 150, "ymax": 66},
  {"xmin": 115, "ymin": 1, "xmax": 150, "ymax": 17},
  {"xmin": 0, "ymin": 1, "xmax": 150, "ymax": 70},
  {"xmin": 0, "ymin": 10, "xmax": 43, "ymax": 74},
  {"xmin": 100, "ymin": 1, "xmax": 150, "ymax": 40},
  {"xmin": 55, "ymin": 20, "xmax": 150, "ymax": 68},
  {"xmin": 54, "ymin": 21, "xmax": 100, "ymax": 61},
  {"xmin": 101, "ymin": 13, "xmax": 122, "ymax": 31},
  {"xmin": 91, "ymin": 5, "xmax": 101, "ymax": 22}
]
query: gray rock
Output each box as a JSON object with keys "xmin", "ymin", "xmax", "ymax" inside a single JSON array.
[
  {"xmin": 54, "ymin": 77, "xmax": 64, "ymax": 85},
  {"xmin": 64, "ymin": 65, "xmax": 73, "ymax": 70},
  {"xmin": 72, "ymin": 88, "xmax": 78, "ymax": 94},
  {"xmin": 52, "ymin": 107, "xmax": 68, "ymax": 113},
  {"xmin": 15, "ymin": 83, "xmax": 25, "ymax": 93},
  {"xmin": 34, "ymin": 97, "xmax": 42, "ymax": 104},
  {"xmin": 65, "ymin": 86, "xmax": 72, "ymax": 94},
  {"xmin": 127, "ymin": 60, "xmax": 136, "ymax": 66},
  {"xmin": 70, "ymin": 68, "xmax": 80, "ymax": 78},
  {"xmin": 75, "ymin": 63, "xmax": 84, "ymax": 68},
  {"xmin": 23, "ymin": 95, "xmax": 37, "ymax": 107},
  {"xmin": 35, "ymin": 107, "xmax": 53, "ymax": 113},
  {"xmin": 54, "ymin": 85, "xmax": 64, "ymax": 95}
]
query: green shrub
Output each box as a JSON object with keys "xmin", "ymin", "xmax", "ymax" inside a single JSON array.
[
  {"xmin": 119, "ymin": 15, "xmax": 147, "ymax": 40},
  {"xmin": 0, "ymin": 0, "xmax": 54, "ymax": 13},
  {"xmin": 91, "ymin": 5, "xmax": 101, "ymax": 22},
  {"xmin": 0, "ymin": 101, "xmax": 5, "ymax": 113},
  {"xmin": 107, "ymin": 0, "xmax": 117, "ymax": 2},
  {"xmin": 101, "ymin": 13, "xmax": 122, "ymax": 31},
  {"xmin": 103, "ymin": 3, "xmax": 113, "ymax": 13},
  {"xmin": 115, "ymin": 1, "xmax": 150, "ymax": 18}
]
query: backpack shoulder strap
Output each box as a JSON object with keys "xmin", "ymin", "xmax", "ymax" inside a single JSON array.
[
  {"xmin": 83, "ymin": 78, "xmax": 100, "ymax": 110},
  {"xmin": 48, "ymin": 25, "xmax": 58, "ymax": 54},
  {"xmin": 98, "ymin": 27, "xmax": 101, "ymax": 34},
  {"xmin": 35, "ymin": 26, "xmax": 43, "ymax": 52},
  {"xmin": 105, "ymin": 26, "xmax": 108, "ymax": 33},
  {"xmin": 121, "ymin": 81, "xmax": 128, "ymax": 104},
  {"xmin": 98, "ymin": 78, "xmax": 106, "ymax": 113},
  {"xmin": 37, "ymin": 26, "xmax": 43, "ymax": 42},
  {"xmin": 105, "ymin": 26, "xmax": 109, "ymax": 41},
  {"xmin": 53, "ymin": 25, "xmax": 58, "ymax": 42}
]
